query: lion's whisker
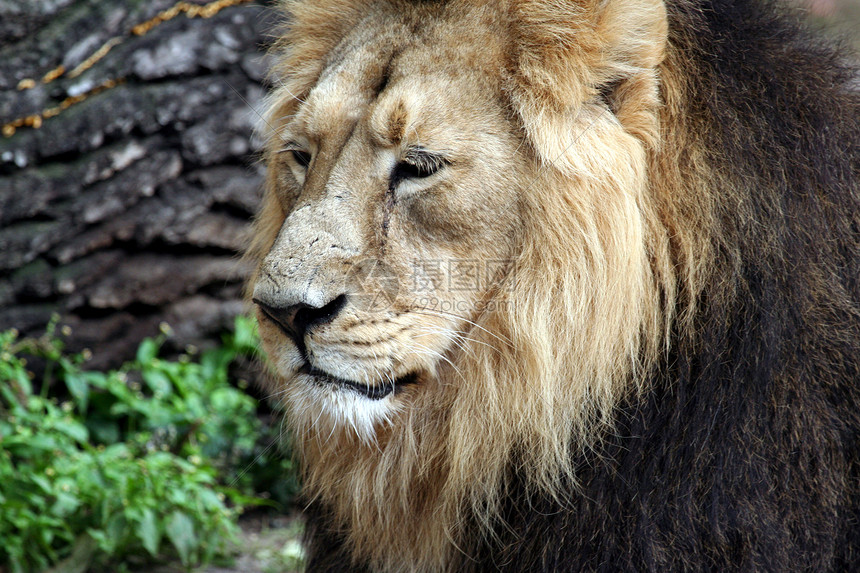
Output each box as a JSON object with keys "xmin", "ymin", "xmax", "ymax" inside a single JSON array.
[
  {"xmin": 229, "ymin": 436, "xmax": 279, "ymax": 488},
  {"xmin": 409, "ymin": 308, "xmax": 514, "ymax": 347},
  {"xmin": 402, "ymin": 342, "xmax": 464, "ymax": 380},
  {"xmin": 274, "ymin": 75, "xmax": 307, "ymax": 104},
  {"xmin": 411, "ymin": 326, "xmax": 501, "ymax": 355},
  {"xmin": 226, "ymin": 79, "xmax": 290, "ymax": 147}
]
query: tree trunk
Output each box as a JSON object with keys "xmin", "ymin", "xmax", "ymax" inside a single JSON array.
[{"xmin": 0, "ymin": 0, "xmax": 272, "ymax": 369}]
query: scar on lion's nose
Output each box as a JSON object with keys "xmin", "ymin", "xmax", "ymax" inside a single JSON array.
[{"xmin": 253, "ymin": 294, "xmax": 348, "ymax": 347}]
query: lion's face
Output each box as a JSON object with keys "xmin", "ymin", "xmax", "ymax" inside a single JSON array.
[
  {"xmin": 249, "ymin": 0, "xmax": 674, "ymax": 568},
  {"xmin": 251, "ymin": 10, "xmax": 525, "ymax": 438}
]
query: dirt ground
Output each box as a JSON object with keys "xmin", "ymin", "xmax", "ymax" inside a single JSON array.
[{"xmin": 150, "ymin": 512, "xmax": 305, "ymax": 573}]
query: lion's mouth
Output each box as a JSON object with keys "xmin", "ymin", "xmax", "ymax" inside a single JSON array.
[
  {"xmin": 299, "ymin": 362, "xmax": 417, "ymax": 400},
  {"xmin": 255, "ymin": 301, "xmax": 416, "ymax": 399}
]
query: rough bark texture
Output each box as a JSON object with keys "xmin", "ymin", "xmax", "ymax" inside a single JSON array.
[{"xmin": 0, "ymin": 0, "xmax": 274, "ymax": 369}]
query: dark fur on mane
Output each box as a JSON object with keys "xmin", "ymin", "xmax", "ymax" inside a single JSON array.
[
  {"xmin": 468, "ymin": 0, "xmax": 860, "ymax": 570},
  {"xmin": 295, "ymin": 0, "xmax": 860, "ymax": 570}
]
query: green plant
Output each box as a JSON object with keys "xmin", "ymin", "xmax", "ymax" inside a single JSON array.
[{"xmin": 0, "ymin": 316, "xmax": 298, "ymax": 573}]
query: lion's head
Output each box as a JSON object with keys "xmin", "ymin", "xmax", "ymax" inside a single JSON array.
[{"xmin": 247, "ymin": 0, "xmax": 685, "ymax": 568}]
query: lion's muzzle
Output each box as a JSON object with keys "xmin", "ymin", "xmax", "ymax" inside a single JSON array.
[{"xmin": 253, "ymin": 294, "xmax": 347, "ymax": 352}]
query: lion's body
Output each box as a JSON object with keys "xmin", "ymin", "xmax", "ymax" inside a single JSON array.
[{"xmin": 248, "ymin": 0, "xmax": 860, "ymax": 570}]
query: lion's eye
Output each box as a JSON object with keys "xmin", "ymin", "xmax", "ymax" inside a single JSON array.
[
  {"xmin": 393, "ymin": 161, "xmax": 436, "ymax": 180},
  {"xmin": 291, "ymin": 149, "xmax": 312, "ymax": 169},
  {"xmin": 391, "ymin": 150, "xmax": 446, "ymax": 187}
]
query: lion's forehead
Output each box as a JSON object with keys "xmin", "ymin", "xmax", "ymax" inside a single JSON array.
[
  {"xmin": 300, "ymin": 53, "xmax": 382, "ymax": 137},
  {"xmin": 295, "ymin": 10, "xmax": 507, "ymax": 146}
]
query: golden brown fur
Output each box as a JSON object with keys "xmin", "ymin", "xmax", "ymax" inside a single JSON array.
[{"xmin": 246, "ymin": 0, "xmax": 860, "ymax": 570}]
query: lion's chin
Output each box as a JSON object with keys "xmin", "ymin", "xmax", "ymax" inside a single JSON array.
[
  {"xmin": 281, "ymin": 368, "xmax": 414, "ymax": 442},
  {"xmin": 297, "ymin": 362, "xmax": 417, "ymax": 401}
]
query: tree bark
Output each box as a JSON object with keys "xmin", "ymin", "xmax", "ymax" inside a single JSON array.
[{"xmin": 0, "ymin": 0, "xmax": 273, "ymax": 369}]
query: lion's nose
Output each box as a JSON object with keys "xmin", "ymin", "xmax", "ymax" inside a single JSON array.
[{"xmin": 253, "ymin": 294, "xmax": 348, "ymax": 347}]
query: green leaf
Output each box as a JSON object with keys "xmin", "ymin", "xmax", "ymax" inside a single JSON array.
[
  {"xmin": 142, "ymin": 369, "xmax": 172, "ymax": 396},
  {"xmin": 86, "ymin": 418, "xmax": 120, "ymax": 444},
  {"xmin": 30, "ymin": 474, "xmax": 54, "ymax": 494},
  {"xmin": 231, "ymin": 315, "xmax": 259, "ymax": 354},
  {"xmin": 63, "ymin": 373, "xmax": 89, "ymax": 413},
  {"xmin": 165, "ymin": 510, "xmax": 197, "ymax": 565},
  {"xmin": 83, "ymin": 371, "xmax": 108, "ymax": 389},
  {"xmin": 14, "ymin": 368, "xmax": 33, "ymax": 396},
  {"xmin": 0, "ymin": 323, "xmax": 275, "ymax": 571},
  {"xmin": 44, "ymin": 533, "xmax": 97, "ymax": 573},
  {"xmin": 136, "ymin": 338, "xmax": 159, "ymax": 365},
  {"xmin": 104, "ymin": 513, "xmax": 127, "ymax": 548},
  {"xmin": 137, "ymin": 508, "xmax": 160, "ymax": 556},
  {"xmin": 167, "ymin": 487, "xmax": 189, "ymax": 506},
  {"xmin": 104, "ymin": 443, "xmax": 131, "ymax": 458},
  {"xmin": 197, "ymin": 489, "xmax": 223, "ymax": 511},
  {"xmin": 51, "ymin": 419, "xmax": 88, "ymax": 444},
  {"xmin": 25, "ymin": 469, "xmax": 53, "ymax": 493},
  {"xmin": 50, "ymin": 492, "xmax": 81, "ymax": 517},
  {"xmin": 5, "ymin": 433, "xmax": 59, "ymax": 453}
]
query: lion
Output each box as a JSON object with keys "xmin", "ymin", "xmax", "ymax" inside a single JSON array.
[{"xmin": 245, "ymin": 0, "xmax": 860, "ymax": 570}]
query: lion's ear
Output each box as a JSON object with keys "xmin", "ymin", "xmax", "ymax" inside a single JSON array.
[
  {"xmin": 507, "ymin": 0, "xmax": 668, "ymax": 152},
  {"xmin": 269, "ymin": 0, "xmax": 377, "ymax": 89}
]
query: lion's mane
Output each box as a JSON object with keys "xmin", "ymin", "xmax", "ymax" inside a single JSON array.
[{"xmin": 248, "ymin": 0, "xmax": 860, "ymax": 570}]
